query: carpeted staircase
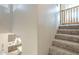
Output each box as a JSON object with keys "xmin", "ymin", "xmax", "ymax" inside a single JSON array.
[{"xmin": 49, "ymin": 25, "xmax": 79, "ymax": 55}]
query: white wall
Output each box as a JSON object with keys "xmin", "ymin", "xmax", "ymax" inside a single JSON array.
[
  {"xmin": 12, "ymin": 4, "xmax": 58, "ymax": 55},
  {"xmin": 12, "ymin": 4, "xmax": 38, "ymax": 55},
  {"xmin": 0, "ymin": 5, "xmax": 11, "ymax": 33},
  {"xmin": 37, "ymin": 4, "xmax": 58, "ymax": 55},
  {"xmin": 0, "ymin": 4, "xmax": 58, "ymax": 55}
]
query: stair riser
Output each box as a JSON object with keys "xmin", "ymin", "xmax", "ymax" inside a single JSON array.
[
  {"xmin": 57, "ymin": 30, "xmax": 79, "ymax": 35},
  {"xmin": 55, "ymin": 35, "xmax": 79, "ymax": 43},
  {"xmin": 59, "ymin": 26, "xmax": 79, "ymax": 29},
  {"xmin": 52, "ymin": 41, "xmax": 79, "ymax": 53},
  {"xmin": 49, "ymin": 46, "xmax": 76, "ymax": 55},
  {"xmin": 49, "ymin": 50, "xmax": 74, "ymax": 55}
]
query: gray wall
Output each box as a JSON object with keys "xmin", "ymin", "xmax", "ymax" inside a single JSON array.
[
  {"xmin": 0, "ymin": 5, "xmax": 12, "ymax": 33},
  {"xmin": 0, "ymin": 4, "xmax": 58, "ymax": 55},
  {"xmin": 37, "ymin": 4, "xmax": 58, "ymax": 54},
  {"xmin": 12, "ymin": 4, "xmax": 38, "ymax": 55}
]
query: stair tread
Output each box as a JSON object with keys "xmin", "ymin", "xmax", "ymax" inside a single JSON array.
[
  {"xmin": 52, "ymin": 39, "xmax": 79, "ymax": 53},
  {"xmin": 56, "ymin": 34, "xmax": 79, "ymax": 38},
  {"xmin": 59, "ymin": 25, "xmax": 79, "ymax": 29},
  {"xmin": 58, "ymin": 29, "xmax": 79, "ymax": 31},
  {"xmin": 53, "ymin": 39, "xmax": 79, "ymax": 46},
  {"xmin": 49, "ymin": 46, "xmax": 77, "ymax": 55},
  {"xmin": 60, "ymin": 25, "xmax": 79, "ymax": 26},
  {"xmin": 57, "ymin": 29, "xmax": 79, "ymax": 35},
  {"xmin": 55, "ymin": 34, "xmax": 79, "ymax": 43}
]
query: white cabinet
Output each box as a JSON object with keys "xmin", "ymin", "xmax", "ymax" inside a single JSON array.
[{"xmin": 0, "ymin": 33, "xmax": 22, "ymax": 55}]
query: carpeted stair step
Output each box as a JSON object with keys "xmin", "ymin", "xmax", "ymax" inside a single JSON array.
[
  {"xmin": 49, "ymin": 46, "xmax": 77, "ymax": 55},
  {"xmin": 55, "ymin": 34, "xmax": 79, "ymax": 43},
  {"xmin": 57, "ymin": 29, "xmax": 79, "ymax": 35},
  {"xmin": 59, "ymin": 25, "xmax": 79, "ymax": 29},
  {"xmin": 52, "ymin": 39, "xmax": 79, "ymax": 54}
]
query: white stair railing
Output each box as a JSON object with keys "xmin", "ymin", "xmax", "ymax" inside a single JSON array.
[{"xmin": 60, "ymin": 5, "xmax": 79, "ymax": 25}]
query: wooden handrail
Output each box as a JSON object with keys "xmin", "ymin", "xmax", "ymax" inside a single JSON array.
[{"xmin": 60, "ymin": 5, "xmax": 79, "ymax": 12}]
